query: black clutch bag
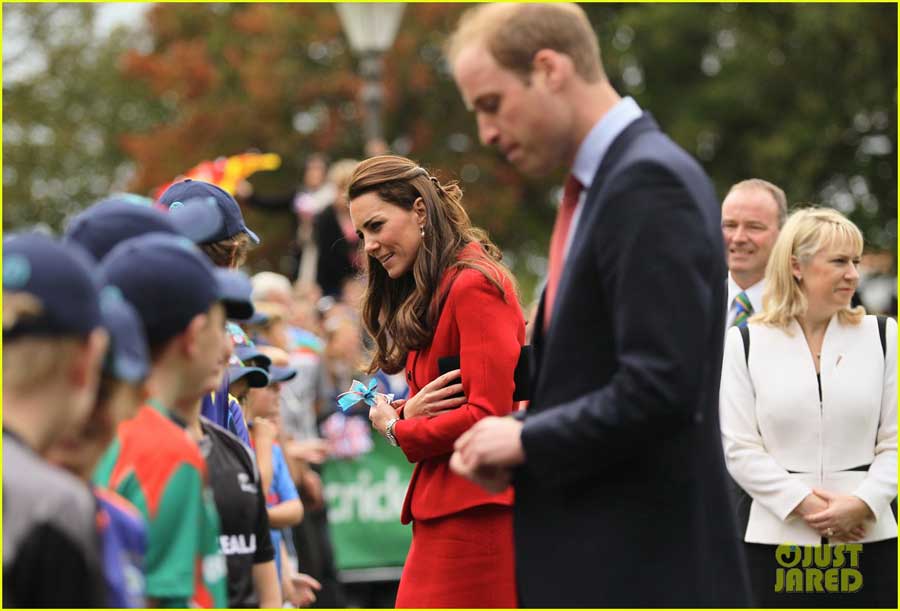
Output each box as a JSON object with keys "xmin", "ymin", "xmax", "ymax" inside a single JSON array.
[{"xmin": 436, "ymin": 345, "xmax": 532, "ymax": 402}]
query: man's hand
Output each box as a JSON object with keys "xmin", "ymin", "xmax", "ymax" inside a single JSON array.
[
  {"xmin": 450, "ymin": 416, "xmax": 525, "ymax": 493},
  {"xmin": 449, "ymin": 454, "xmax": 514, "ymax": 493}
]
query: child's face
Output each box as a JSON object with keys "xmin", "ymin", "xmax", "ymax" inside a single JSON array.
[{"xmin": 46, "ymin": 379, "xmax": 145, "ymax": 480}]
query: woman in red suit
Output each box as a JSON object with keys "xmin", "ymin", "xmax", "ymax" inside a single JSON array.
[{"xmin": 347, "ymin": 155, "xmax": 524, "ymax": 608}]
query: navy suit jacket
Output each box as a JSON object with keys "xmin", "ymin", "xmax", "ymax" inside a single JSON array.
[{"xmin": 514, "ymin": 114, "xmax": 752, "ymax": 607}]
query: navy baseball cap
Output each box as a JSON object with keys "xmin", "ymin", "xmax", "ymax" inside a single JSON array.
[
  {"xmin": 3, "ymin": 232, "xmax": 103, "ymax": 339},
  {"xmin": 158, "ymin": 179, "xmax": 260, "ymax": 244},
  {"xmin": 98, "ymin": 285, "xmax": 150, "ymax": 383},
  {"xmin": 100, "ymin": 233, "xmax": 253, "ymax": 345},
  {"xmin": 63, "ymin": 194, "xmax": 224, "ymax": 261},
  {"xmin": 266, "ymin": 364, "xmax": 297, "ymax": 383},
  {"xmin": 227, "ymin": 353, "xmax": 270, "ymax": 389},
  {"xmin": 226, "ymin": 322, "xmax": 271, "ymax": 368},
  {"xmin": 216, "ymin": 269, "xmax": 255, "ymax": 321}
]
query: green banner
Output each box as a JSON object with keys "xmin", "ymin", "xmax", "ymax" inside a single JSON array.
[{"xmin": 322, "ymin": 432, "xmax": 414, "ymax": 571}]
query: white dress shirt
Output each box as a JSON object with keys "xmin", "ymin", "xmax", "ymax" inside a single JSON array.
[
  {"xmin": 563, "ymin": 97, "xmax": 642, "ymax": 261},
  {"xmin": 719, "ymin": 314, "xmax": 897, "ymax": 545}
]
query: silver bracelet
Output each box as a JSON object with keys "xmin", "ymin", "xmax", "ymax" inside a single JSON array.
[{"xmin": 384, "ymin": 417, "xmax": 400, "ymax": 447}]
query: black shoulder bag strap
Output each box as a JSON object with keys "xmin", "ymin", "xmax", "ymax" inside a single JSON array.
[
  {"xmin": 740, "ymin": 324, "xmax": 751, "ymax": 366},
  {"xmin": 875, "ymin": 315, "xmax": 898, "ymax": 521},
  {"xmin": 729, "ymin": 325, "xmax": 754, "ymax": 536}
]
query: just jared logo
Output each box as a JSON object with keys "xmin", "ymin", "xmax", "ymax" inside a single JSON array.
[{"xmin": 774, "ymin": 544, "xmax": 863, "ymax": 594}]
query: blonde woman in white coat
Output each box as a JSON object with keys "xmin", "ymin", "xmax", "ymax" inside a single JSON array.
[{"xmin": 720, "ymin": 207, "xmax": 897, "ymax": 607}]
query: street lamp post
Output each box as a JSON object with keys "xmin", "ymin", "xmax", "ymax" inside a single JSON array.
[{"xmin": 335, "ymin": 3, "xmax": 406, "ymax": 149}]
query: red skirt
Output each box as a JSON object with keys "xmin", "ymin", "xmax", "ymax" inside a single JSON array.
[{"xmin": 395, "ymin": 504, "xmax": 517, "ymax": 608}]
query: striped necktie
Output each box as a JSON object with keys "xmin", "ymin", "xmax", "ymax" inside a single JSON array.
[{"xmin": 732, "ymin": 291, "xmax": 753, "ymax": 328}]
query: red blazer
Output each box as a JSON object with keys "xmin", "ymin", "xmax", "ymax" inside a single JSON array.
[{"xmin": 393, "ymin": 245, "xmax": 525, "ymax": 523}]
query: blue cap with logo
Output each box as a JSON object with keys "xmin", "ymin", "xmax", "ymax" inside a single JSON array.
[
  {"xmin": 158, "ymin": 179, "xmax": 260, "ymax": 245},
  {"xmin": 98, "ymin": 285, "xmax": 150, "ymax": 383},
  {"xmin": 226, "ymin": 323, "xmax": 276, "ymax": 388},
  {"xmin": 3, "ymin": 232, "xmax": 103, "ymax": 339},
  {"xmin": 63, "ymin": 194, "xmax": 224, "ymax": 261},
  {"xmin": 100, "ymin": 233, "xmax": 253, "ymax": 345},
  {"xmin": 227, "ymin": 353, "xmax": 270, "ymax": 389},
  {"xmin": 227, "ymin": 322, "xmax": 271, "ymax": 368}
]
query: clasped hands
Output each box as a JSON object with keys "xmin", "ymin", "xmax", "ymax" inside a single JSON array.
[{"xmin": 793, "ymin": 488, "xmax": 874, "ymax": 541}]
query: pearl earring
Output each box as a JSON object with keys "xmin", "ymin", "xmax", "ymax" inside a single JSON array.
[{"xmin": 420, "ymin": 227, "xmax": 425, "ymax": 238}]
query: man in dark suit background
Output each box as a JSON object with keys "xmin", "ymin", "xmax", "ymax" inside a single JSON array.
[{"xmin": 447, "ymin": 4, "xmax": 751, "ymax": 607}]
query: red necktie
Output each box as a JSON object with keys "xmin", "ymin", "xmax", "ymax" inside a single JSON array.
[{"xmin": 543, "ymin": 174, "xmax": 583, "ymax": 331}]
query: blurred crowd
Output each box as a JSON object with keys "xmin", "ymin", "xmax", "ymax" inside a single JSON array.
[
  {"xmin": 2, "ymin": 151, "xmax": 896, "ymax": 610},
  {"xmin": 3, "ymin": 161, "xmax": 407, "ymax": 609}
]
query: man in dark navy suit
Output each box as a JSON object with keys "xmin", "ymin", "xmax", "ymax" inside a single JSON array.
[{"xmin": 447, "ymin": 4, "xmax": 752, "ymax": 607}]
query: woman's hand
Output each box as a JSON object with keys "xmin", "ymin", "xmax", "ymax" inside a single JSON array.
[
  {"xmin": 368, "ymin": 394, "xmax": 398, "ymax": 436},
  {"xmin": 792, "ymin": 492, "xmax": 829, "ymax": 519},
  {"xmin": 804, "ymin": 488, "xmax": 873, "ymax": 541},
  {"xmin": 403, "ymin": 369, "xmax": 466, "ymax": 419}
]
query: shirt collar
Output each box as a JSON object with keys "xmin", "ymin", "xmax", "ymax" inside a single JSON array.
[{"xmin": 571, "ymin": 96, "xmax": 643, "ymax": 190}]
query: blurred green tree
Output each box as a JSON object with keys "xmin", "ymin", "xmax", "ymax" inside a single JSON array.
[
  {"xmin": 598, "ymin": 3, "xmax": 897, "ymax": 251},
  {"xmin": 2, "ymin": 3, "xmax": 167, "ymax": 231},
  {"xmin": 4, "ymin": 3, "xmax": 896, "ymax": 303}
]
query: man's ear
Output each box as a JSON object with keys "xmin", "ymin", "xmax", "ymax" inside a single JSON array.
[
  {"xmin": 69, "ymin": 327, "xmax": 109, "ymax": 390},
  {"xmin": 180, "ymin": 312, "xmax": 209, "ymax": 359},
  {"xmin": 532, "ymin": 49, "xmax": 573, "ymax": 91}
]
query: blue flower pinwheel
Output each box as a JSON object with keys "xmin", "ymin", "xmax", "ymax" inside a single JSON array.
[{"xmin": 337, "ymin": 378, "xmax": 379, "ymax": 412}]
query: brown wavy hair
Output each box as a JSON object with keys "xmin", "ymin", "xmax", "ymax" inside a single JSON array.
[{"xmin": 347, "ymin": 155, "xmax": 518, "ymax": 374}]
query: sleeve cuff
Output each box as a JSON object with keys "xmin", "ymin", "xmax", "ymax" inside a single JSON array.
[
  {"xmin": 851, "ymin": 485, "xmax": 885, "ymax": 521},
  {"xmin": 774, "ymin": 484, "xmax": 815, "ymax": 522}
]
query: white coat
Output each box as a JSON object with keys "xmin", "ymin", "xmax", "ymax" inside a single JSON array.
[{"xmin": 720, "ymin": 314, "xmax": 897, "ymax": 545}]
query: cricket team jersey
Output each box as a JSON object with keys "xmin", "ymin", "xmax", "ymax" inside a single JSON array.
[
  {"xmin": 200, "ymin": 417, "xmax": 275, "ymax": 608},
  {"xmin": 93, "ymin": 401, "xmax": 228, "ymax": 608},
  {"xmin": 94, "ymin": 486, "xmax": 147, "ymax": 607}
]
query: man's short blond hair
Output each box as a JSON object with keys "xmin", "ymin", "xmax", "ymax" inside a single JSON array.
[
  {"xmin": 446, "ymin": 3, "xmax": 605, "ymax": 83},
  {"xmin": 726, "ymin": 178, "xmax": 789, "ymax": 228}
]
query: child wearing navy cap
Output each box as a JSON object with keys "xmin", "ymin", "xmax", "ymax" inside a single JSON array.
[
  {"xmin": 2, "ymin": 233, "xmax": 110, "ymax": 607},
  {"xmin": 45, "ymin": 287, "xmax": 152, "ymax": 608},
  {"xmin": 158, "ymin": 179, "xmax": 260, "ymax": 267},
  {"xmin": 158, "ymin": 179, "xmax": 260, "ymax": 445},
  {"xmin": 96, "ymin": 233, "xmax": 279, "ymax": 608},
  {"xmin": 92, "ymin": 233, "xmax": 252, "ymax": 608}
]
